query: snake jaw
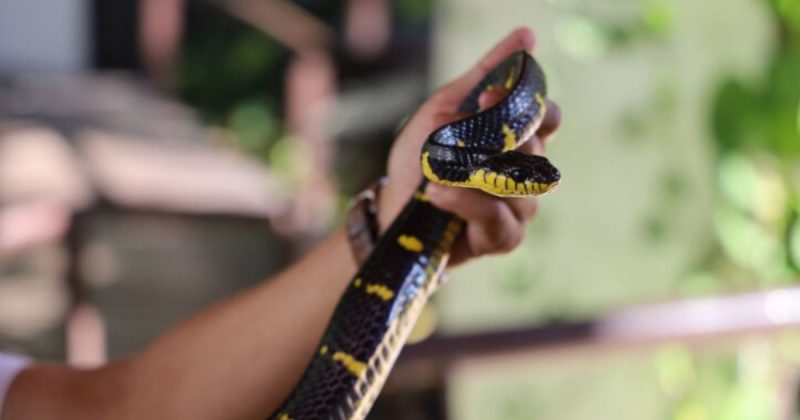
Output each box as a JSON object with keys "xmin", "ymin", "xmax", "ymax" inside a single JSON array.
[
  {"xmin": 466, "ymin": 152, "xmax": 560, "ymax": 197},
  {"xmin": 538, "ymin": 180, "xmax": 560, "ymax": 195},
  {"xmin": 422, "ymin": 148, "xmax": 561, "ymax": 197},
  {"xmin": 468, "ymin": 171, "xmax": 560, "ymax": 197}
]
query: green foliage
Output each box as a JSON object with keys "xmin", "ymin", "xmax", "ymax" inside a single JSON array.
[
  {"xmin": 660, "ymin": 2, "xmax": 800, "ymax": 417},
  {"xmin": 788, "ymin": 211, "xmax": 800, "ymax": 270},
  {"xmin": 656, "ymin": 340, "xmax": 789, "ymax": 420},
  {"xmin": 395, "ymin": 0, "xmax": 432, "ymax": 21},
  {"xmin": 711, "ymin": 80, "xmax": 757, "ymax": 152},
  {"xmin": 525, "ymin": 0, "xmax": 800, "ymax": 417},
  {"xmin": 710, "ymin": 0, "xmax": 800, "ymax": 285},
  {"xmin": 226, "ymin": 100, "xmax": 281, "ymax": 159},
  {"xmin": 555, "ymin": 0, "xmax": 674, "ymax": 61},
  {"xmin": 769, "ymin": 0, "xmax": 800, "ymax": 35},
  {"xmin": 179, "ymin": 27, "xmax": 285, "ymax": 118},
  {"xmin": 178, "ymin": 7, "xmax": 288, "ymax": 165},
  {"xmin": 642, "ymin": 0, "xmax": 675, "ymax": 36}
]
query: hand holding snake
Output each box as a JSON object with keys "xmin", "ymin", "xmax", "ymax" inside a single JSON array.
[
  {"xmin": 380, "ymin": 28, "xmax": 562, "ymax": 266},
  {"xmin": 270, "ymin": 27, "xmax": 561, "ymax": 419}
]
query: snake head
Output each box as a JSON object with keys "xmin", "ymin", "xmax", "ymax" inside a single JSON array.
[{"xmin": 469, "ymin": 151, "xmax": 561, "ymax": 196}]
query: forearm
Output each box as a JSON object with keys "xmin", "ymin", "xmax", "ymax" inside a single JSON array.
[{"xmin": 4, "ymin": 228, "xmax": 357, "ymax": 420}]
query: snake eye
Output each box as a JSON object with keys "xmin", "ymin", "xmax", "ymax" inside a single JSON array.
[{"xmin": 541, "ymin": 164, "xmax": 561, "ymax": 184}]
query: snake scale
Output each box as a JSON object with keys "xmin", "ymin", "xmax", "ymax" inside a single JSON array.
[{"xmin": 270, "ymin": 51, "xmax": 560, "ymax": 420}]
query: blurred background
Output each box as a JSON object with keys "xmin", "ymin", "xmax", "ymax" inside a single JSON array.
[{"xmin": 1, "ymin": 0, "xmax": 799, "ymax": 419}]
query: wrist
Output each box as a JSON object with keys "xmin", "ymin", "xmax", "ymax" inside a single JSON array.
[
  {"xmin": 377, "ymin": 181, "xmax": 407, "ymax": 236},
  {"xmin": 345, "ymin": 177, "xmax": 386, "ymax": 265}
]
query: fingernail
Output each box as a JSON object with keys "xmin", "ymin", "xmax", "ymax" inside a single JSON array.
[{"xmin": 524, "ymin": 30, "xmax": 536, "ymax": 52}]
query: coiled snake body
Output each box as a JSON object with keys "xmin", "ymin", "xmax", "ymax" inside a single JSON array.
[{"xmin": 270, "ymin": 51, "xmax": 560, "ymax": 420}]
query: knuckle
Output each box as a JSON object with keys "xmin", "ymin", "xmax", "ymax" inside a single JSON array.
[
  {"xmin": 507, "ymin": 197, "xmax": 538, "ymax": 224},
  {"xmin": 432, "ymin": 84, "xmax": 456, "ymax": 102},
  {"xmin": 497, "ymin": 228, "xmax": 523, "ymax": 253},
  {"xmin": 522, "ymin": 198, "xmax": 539, "ymax": 220},
  {"xmin": 480, "ymin": 221, "xmax": 522, "ymax": 254},
  {"xmin": 431, "ymin": 88, "xmax": 447, "ymax": 101},
  {"xmin": 480, "ymin": 201, "xmax": 506, "ymax": 225},
  {"xmin": 430, "ymin": 187, "xmax": 459, "ymax": 209},
  {"xmin": 471, "ymin": 241, "xmax": 493, "ymax": 257}
]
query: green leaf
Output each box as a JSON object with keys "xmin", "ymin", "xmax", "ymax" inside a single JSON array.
[
  {"xmin": 711, "ymin": 80, "xmax": 756, "ymax": 152},
  {"xmin": 643, "ymin": 0, "xmax": 675, "ymax": 35},
  {"xmin": 788, "ymin": 210, "xmax": 800, "ymax": 271}
]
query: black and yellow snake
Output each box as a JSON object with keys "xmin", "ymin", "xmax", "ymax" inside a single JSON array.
[{"xmin": 270, "ymin": 51, "xmax": 560, "ymax": 420}]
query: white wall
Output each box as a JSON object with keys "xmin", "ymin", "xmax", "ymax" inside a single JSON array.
[{"xmin": 0, "ymin": 0, "xmax": 90, "ymax": 72}]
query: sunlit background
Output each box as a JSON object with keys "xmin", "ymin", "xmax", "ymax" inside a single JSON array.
[{"xmin": 1, "ymin": 0, "xmax": 800, "ymax": 418}]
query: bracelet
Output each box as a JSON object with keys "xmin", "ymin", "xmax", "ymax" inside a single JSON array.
[{"xmin": 345, "ymin": 177, "xmax": 387, "ymax": 265}]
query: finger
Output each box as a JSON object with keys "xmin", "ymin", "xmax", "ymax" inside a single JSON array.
[
  {"xmin": 426, "ymin": 183, "xmax": 502, "ymax": 222},
  {"xmin": 537, "ymin": 100, "xmax": 561, "ymax": 143},
  {"xmin": 517, "ymin": 135, "xmax": 545, "ymax": 155},
  {"xmin": 448, "ymin": 233, "xmax": 473, "ymax": 267},
  {"xmin": 425, "ymin": 183, "xmax": 523, "ymax": 255},
  {"xmin": 478, "ymin": 88, "xmax": 508, "ymax": 110},
  {"xmin": 427, "ymin": 110, "xmax": 473, "ymax": 134},
  {"xmin": 430, "ymin": 111, "xmax": 462, "ymax": 128},
  {"xmin": 435, "ymin": 28, "xmax": 536, "ymax": 110},
  {"xmin": 467, "ymin": 206, "xmax": 524, "ymax": 256},
  {"xmin": 506, "ymin": 195, "xmax": 539, "ymax": 222}
]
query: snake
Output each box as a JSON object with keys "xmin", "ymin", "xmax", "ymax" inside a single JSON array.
[{"xmin": 269, "ymin": 51, "xmax": 560, "ymax": 420}]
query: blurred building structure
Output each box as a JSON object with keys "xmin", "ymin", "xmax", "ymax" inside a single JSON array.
[
  {"xmin": 0, "ymin": 0, "xmax": 293, "ymax": 363},
  {"xmin": 0, "ymin": 0, "xmax": 90, "ymax": 73},
  {"xmin": 0, "ymin": 73, "xmax": 291, "ymax": 365}
]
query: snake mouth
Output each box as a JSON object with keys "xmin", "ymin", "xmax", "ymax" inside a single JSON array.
[
  {"xmin": 467, "ymin": 168, "xmax": 560, "ymax": 197},
  {"xmin": 538, "ymin": 180, "xmax": 560, "ymax": 194},
  {"xmin": 467, "ymin": 151, "xmax": 561, "ymax": 196}
]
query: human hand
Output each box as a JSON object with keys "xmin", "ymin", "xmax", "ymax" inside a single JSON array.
[{"xmin": 377, "ymin": 27, "xmax": 562, "ymax": 266}]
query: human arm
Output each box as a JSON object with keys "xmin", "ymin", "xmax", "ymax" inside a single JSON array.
[
  {"xmin": 4, "ymin": 229, "xmax": 358, "ymax": 420},
  {"xmin": 3, "ymin": 27, "xmax": 560, "ymax": 420}
]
